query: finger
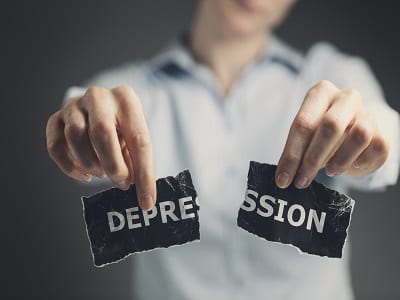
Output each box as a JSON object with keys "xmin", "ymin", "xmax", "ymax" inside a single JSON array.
[
  {"xmin": 325, "ymin": 111, "xmax": 374, "ymax": 176},
  {"xmin": 120, "ymin": 137, "xmax": 136, "ymax": 184},
  {"xmin": 349, "ymin": 133, "xmax": 389, "ymax": 176},
  {"xmin": 113, "ymin": 85, "xmax": 156, "ymax": 211},
  {"xmin": 321, "ymin": 131, "xmax": 347, "ymax": 167},
  {"xmin": 275, "ymin": 80, "xmax": 337, "ymax": 188},
  {"xmin": 295, "ymin": 89, "xmax": 361, "ymax": 188},
  {"xmin": 46, "ymin": 111, "xmax": 92, "ymax": 182},
  {"xmin": 62, "ymin": 104, "xmax": 105, "ymax": 178},
  {"xmin": 82, "ymin": 87, "xmax": 131, "ymax": 189}
]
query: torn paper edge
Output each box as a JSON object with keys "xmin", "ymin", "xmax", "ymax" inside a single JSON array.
[
  {"xmin": 80, "ymin": 170, "xmax": 200, "ymax": 268},
  {"xmin": 241, "ymin": 161, "xmax": 357, "ymax": 258},
  {"xmin": 237, "ymin": 189, "xmax": 356, "ymax": 258},
  {"xmin": 81, "ymin": 196, "xmax": 201, "ymax": 268}
]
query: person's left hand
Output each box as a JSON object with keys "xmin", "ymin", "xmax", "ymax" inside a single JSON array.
[{"xmin": 275, "ymin": 80, "xmax": 389, "ymax": 189}]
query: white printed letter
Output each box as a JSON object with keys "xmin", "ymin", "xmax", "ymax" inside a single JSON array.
[
  {"xmin": 257, "ymin": 195, "xmax": 275, "ymax": 217},
  {"xmin": 306, "ymin": 209, "xmax": 326, "ymax": 233},
  {"xmin": 179, "ymin": 196, "xmax": 195, "ymax": 220},
  {"xmin": 287, "ymin": 204, "xmax": 306, "ymax": 227},
  {"xmin": 274, "ymin": 199, "xmax": 288, "ymax": 222},
  {"xmin": 142, "ymin": 207, "xmax": 158, "ymax": 226},
  {"xmin": 108, "ymin": 211, "xmax": 125, "ymax": 232},
  {"xmin": 159, "ymin": 201, "xmax": 179, "ymax": 223},
  {"xmin": 241, "ymin": 189, "xmax": 258, "ymax": 212},
  {"xmin": 126, "ymin": 207, "xmax": 142, "ymax": 229}
]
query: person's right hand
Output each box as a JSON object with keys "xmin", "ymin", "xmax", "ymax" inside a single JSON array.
[{"xmin": 46, "ymin": 85, "xmax": 156, "ymax": 210}]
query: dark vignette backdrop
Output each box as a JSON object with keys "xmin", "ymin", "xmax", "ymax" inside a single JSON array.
[{"xmin": 2, "ymin": 1, "xmax": 399, "ymax": 299}]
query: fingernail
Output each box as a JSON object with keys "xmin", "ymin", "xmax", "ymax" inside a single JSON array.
[
  {"xmin": 140, "ymin": 195, "xmax": 153, "ymax": 211},
  {"xmin": 353, "ymin": 161, "xmax": 360, "ymax": 169},
  {"xmin": 325, "ymin": 168, "xmax": 335, "ymax": 177},
  {"xmin": 117, "ymin": 180, "xmax": 130, "ymax": 190},
  {"xmin": 82, "ymin": 173, "xmax": 92, "ymax": 182},
  {"xmin": 295, "ymin": 175, "xmax": 308, "ymax": 189},
  {"xmin": 276, "ymin": 172, "xmax": 290, "ymax": 188}
]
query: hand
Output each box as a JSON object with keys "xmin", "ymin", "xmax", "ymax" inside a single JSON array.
[
  {"xmin": 275, "ymin": 80, "xmax": 389, "ymax": 189},
  {"xmin": 46, "ymin": 85, "xmax": 156, "ymax": 210}
]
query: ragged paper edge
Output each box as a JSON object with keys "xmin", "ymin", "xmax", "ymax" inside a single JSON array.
[
  {"xmin": 237, "ymin": 198, "xmax": 355, "ymax": 258},
  {"xmin": 242, "ymin": 160, "xmax": 355, "ymax": 259},
  {"xmin": 80, "ymin": 185, "xmax": 126, "ymax": 268},
  {"xmin": 340, "ymin": 198, "xmax": 355, "ymax": 258},
  {"xmin": 80, "ymin": 169, "xmax": 200, "ymax": 268},
  {"xmin": 81, "ymin": 196, "xmax": 201, "ymax": 268}
]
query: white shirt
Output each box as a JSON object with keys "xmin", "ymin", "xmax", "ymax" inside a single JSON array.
[{"xmin": 65, "ymin": 35, "xmax": 399, "ymax": 300}]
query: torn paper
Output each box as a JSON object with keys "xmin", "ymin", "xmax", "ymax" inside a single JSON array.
[
  {"xmin": 237, "ymin": 161, "xmax": 354, "ymax": 258},
  {"xmin": 82, "ymin": 170, "xmax": 200, "ymax": 267}
]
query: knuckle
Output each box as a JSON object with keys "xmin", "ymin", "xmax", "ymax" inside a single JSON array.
[
  {"xmin": 46, "ymin": 112, "xmax": 60, "ymax": 137},
  {"xmin": 306, "ymin": 80, "xmax": 337, "ymax": 101},
  {"xmin": 114, "ymin": 84, "xmax": 134, "ymax": 95},
  {"xmin": 280, "ymin": 152, "xmax": 301, "ymax": 169},
  {"xmin": 321, "ymin": 115, "xmax": 341, "ymax": 137},
  {"xmin": 338, "ymin": 88, "xmax": 363, "ymax": 106},
  {"xmin": 62, "ymin": 97, "xmax": 78, "ymax": 110},
  {"xmin": 86, "ymin": 86, "xmax": 107, "ymax": 97},
  {"xmin": 46, "ymin": 139, "xmax": 59, "ymax": 156},
  {"xmin": 65, "ymin": 122, "xmax": 87, "ymax": 141},
  {"xmin": 315, "ymin": 80, "xmax": 334, "ymax": 92},
  {"xmin": 90, "ymin": 120, "xmax": 115, "ymax": 139},
  {"xmin": 62, "ymin": 101, "xmax": 81, "ymax": 119},
  {"xmin": 61, "ymin": 105, "xmax": 74, "ymax": 120},
  {"xmin": 82, "ymin": 86, "xmax": 109, "ymax": 106},
  {"xmin": 47, "ymin": 111, "xmax": 61, "ymax": 129},
  {"xmin": 113, "ymin": 85, "xmax": 138, "ymax": 107},
  {"xmin": 47, "ymin": 111, "xmax": 58, "ymax": 123},
  {"xmin": 343, "ymin": 88, "xmax": 362, "ymax": 100},
  {"xmin": 304, "ymin": 87, "xmax": 318, "ymax": 99},
  {"xmin": 294, "ymin": 113, "xmax": 316, "ymax": 135},
  {"xmin": 79, "ymin": 93, "xmax": 90, "ymax": 106},
  {"xmin": 129, "ymin": 131, "xmax": 151, "ymax": 149}
]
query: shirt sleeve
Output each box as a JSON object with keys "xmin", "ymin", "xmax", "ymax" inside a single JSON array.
[{"xmin": 307, "ymin": 43, "xmax": 400, "ymax": 191}]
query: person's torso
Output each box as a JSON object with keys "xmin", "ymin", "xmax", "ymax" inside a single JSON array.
[{"xmin": 80, "ymin": 36, "xmax": 357, "ymax": 300}]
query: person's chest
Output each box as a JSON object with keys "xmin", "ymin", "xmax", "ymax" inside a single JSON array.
[{"xmin": 146, "ymin": 64, "xmax": 305, "ymax": 218}]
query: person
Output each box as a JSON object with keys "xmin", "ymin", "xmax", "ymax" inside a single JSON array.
[{"xmin": 46, "ymin": 0, "xmax": 399, "ymax": 299}]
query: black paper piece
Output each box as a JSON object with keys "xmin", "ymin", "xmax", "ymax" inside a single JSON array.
[
  {"xmin": 237, "ymin": 161, "xmax": 354, "ymax": 258},
  {"xmin": 82, "ymin": 170, "xmax": 200, "ymax": 267}
]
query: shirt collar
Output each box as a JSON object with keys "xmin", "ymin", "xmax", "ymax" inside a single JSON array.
[{"xmin": 149, "ymin": 34, "xmax": 303, "ymax": 77}]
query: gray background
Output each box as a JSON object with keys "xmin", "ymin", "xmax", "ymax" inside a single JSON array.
[{"xmin": 2, "ymin": 0, "xmax": 399, "ymax": 299}]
